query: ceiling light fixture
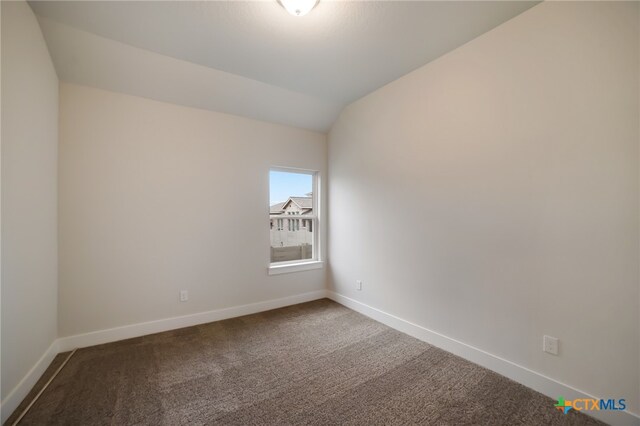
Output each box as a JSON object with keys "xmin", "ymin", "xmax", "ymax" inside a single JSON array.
[{"xmin": 278, "ymin": 0, "xmax": 319, "ymax": 17}]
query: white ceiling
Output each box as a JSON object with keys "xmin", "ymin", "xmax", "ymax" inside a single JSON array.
[{"xmin": 30, "ymin": 1, "xmax": 539, "ymax": 132}]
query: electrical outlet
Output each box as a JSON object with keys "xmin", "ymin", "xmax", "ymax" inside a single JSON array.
[
  {"xmin": 356, "ymin": 280, "xmax": 362, "ymax": 291},
  {"xmin": 543, "ymin": 335, "xmax": 559, "ymax": 355},
  {"xmin": 180, "ymin": 290, "xmax": 189, "ymax": 302}
]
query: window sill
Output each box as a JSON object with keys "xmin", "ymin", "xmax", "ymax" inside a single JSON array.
[{"xmin": 268, "ymin": 261, "xmax": 324, "ymax": 275}]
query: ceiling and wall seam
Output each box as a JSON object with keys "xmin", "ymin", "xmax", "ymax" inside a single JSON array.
[{"xmin": 29, "ymin": 0, "xmax": 539, "ymax": 133}]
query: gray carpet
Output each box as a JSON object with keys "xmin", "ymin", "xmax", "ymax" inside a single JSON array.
[{"xmin": 6, "ymin": 299, "xmax": 604, "ymax": 425}]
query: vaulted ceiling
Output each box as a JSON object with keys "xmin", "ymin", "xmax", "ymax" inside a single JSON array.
[{"xmin": 30, "ymin": 1, "xmax": 539, "ymax": 132}]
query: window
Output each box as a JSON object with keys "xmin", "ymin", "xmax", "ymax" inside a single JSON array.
[{"xmin": 269, "ymin": 168, "xmax": 321, "ymax": 272}]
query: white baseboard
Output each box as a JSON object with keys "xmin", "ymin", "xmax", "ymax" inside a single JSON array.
[
  {"xmin": 2, "ymin": 290, "xmax": 326, "ymax": 423},
  {"xmin": 57, "ymin": 290, "xmax": 327, "ymax": 351},
  {"xmin": 6, "ymin": 291, "xmax": 636, "ymax": 425},
  {"xmin": 1, "ymin": 339, "xmax": 60, "ymax": 424},
  {"xmin": 327, "ymin": 291, "xmax": 639, "ymax": 426}
]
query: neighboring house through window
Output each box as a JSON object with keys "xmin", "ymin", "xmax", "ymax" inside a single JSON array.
[{"xmin": 269, "ymin": 168, "xmax": 319, "ymax": 266}]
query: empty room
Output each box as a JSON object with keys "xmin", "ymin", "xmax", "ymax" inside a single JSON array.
[{"xmin": 1, "ymin": 0, "xmax": 638, "ymax": 424}]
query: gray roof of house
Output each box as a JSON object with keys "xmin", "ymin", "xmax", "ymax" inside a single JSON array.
[
  {"xmin": 270, "ymin": 202, "xmax": 285, "ymax": 214},
  {"xmin": 270, "ymin": 196, "xmax": 312, "ymax": 214},
  {"xmin": 289, "ymin": 197, "xmax": 312, "ymax": 209}
]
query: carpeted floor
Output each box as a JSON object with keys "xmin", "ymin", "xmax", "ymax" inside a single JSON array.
[{"xmin": 6, "ymin": 299, "xmax": 604, "ymax": 425}]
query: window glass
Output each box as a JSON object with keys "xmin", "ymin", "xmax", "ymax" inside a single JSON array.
[{"xmin": 269, "ymin": 170, "xmax": 316, "ymax": 264}]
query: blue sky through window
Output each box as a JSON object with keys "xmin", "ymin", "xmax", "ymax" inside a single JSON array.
[{"xmin": 270, "ymin": 170, "xmax": 312, "ymax": 205}]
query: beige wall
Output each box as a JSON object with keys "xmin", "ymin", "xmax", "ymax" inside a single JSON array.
[
  {"xmin": 328, "ymin": 1, "xmax": 639, "ymax": 415},
  {"xmin": 1, "ymin": 0, "xmax": 59, "ymax": 401},
  {"xmin": 58, "ymin": 83, "xmax": 327, "ymax": 337}
]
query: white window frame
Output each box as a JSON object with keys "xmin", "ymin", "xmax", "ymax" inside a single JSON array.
[{"xmin": 268, "ymin": 166, "xmax": 323, "ymax": 275}]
